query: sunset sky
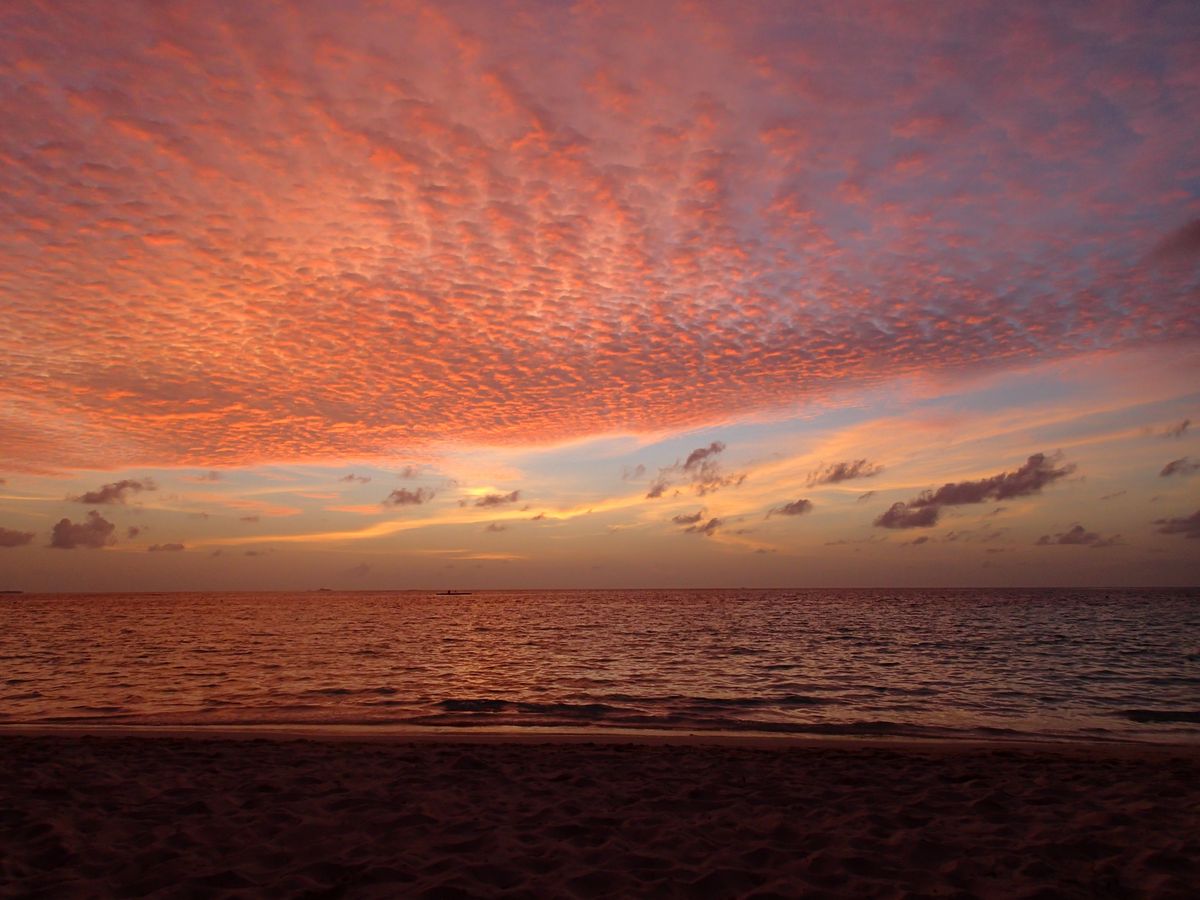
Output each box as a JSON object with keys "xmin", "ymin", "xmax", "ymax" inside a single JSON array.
[{"xmin": 1, "ymin": 0, "xmax": 1197, "ymax": 591}]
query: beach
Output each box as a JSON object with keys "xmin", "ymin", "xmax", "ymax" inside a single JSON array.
[{"xmin": 2, "ymin": 731, "xmax": 1198, "ymax": 898}]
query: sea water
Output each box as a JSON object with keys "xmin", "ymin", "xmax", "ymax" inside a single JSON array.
[{"xmin": 2, "ymin": 589, "xmax": 1197, "ymax": 742}]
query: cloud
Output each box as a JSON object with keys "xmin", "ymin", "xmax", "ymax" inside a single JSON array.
[
  {"xmin": 856, "ymin": 491, "xmax": 876, "ymax": 503},
  {"xmin": 0, "ymin": 4, "xmax": 1197, "ymax": 474},
  {"xmin": 240, "ymin": 515, "xmax": 260, "ymax": 522},
  {"xmin": 906, "ymin": 536, "xmax": 930, "ymax": 546},
  {"xmin": 767, "ymin": 498, "xmax": 813, "ymax": 517},
  {"xmin": 50, "ymin": 511, "xmax": 116, "ymax": 549},
  {"xmin": 1035, "ymin": 525, "xmax": 1119, "ymax": 549},
  {"xmin": 684, "ymin": 517, "xmax": 723, "ymax": 537},
  {"xmin": 484, "ymin": 522, "xmax": 508, "ymax": 532},
  {"xmin": 340, "ymin": 474, "xmax": 372, "ymax": 484},
  {"xmin": 622, "ymin": 464, "xmax": 646, "ymax": 481},
  {"xmin": 126, "ymin": 525, "xmax": 142, "ymax": 538},
  {"xmin": 806, "ymin": 459, "xmax": 883, "ymax": 486},
  {"xmin": 148, "ymin": 542, "xmax": 185, "ymax": 552},
  {"xmin": 647, "ymin": 442, "xmax": 745, "ymax": 499},
  {"xmin": 70, "ymin": 479, "xmax": 156, "ymax": 504},
  {"xmin": 384, "ymin": 487, "xmax": 434, "ymax": 506},
  {"xmin": 1160, "ymin": 458, "xmax": 1199, "ymax": 478},
  {"xmin": 396, "ymin": 466, "xmax": 421, "ymax": 479},
  {"xmin": 474, "ymin": 490, "xmax": 520, "ymax": 507},
  {"xmin": 684, "ymin": 442, "xmax": 725, "ymax": 471},
  {"xmin": 874, "ymin": 453, "xmax": 1074, "ymax": 528},
  {"xmin": 1154, "ymin": 511, "xmax": 1200, "ymax": 539},
  {"xmin": 0, "ymin": 527, "xmax": 34, "ymax": 548},
  {"xmin": 195, "ymin": 471, "xmax": 221, "ymax": 482},
  {"xmin": 874, "ymin": 502, "xmax": 941, "ymax": 529},
  {"xmin": 672, "ymin": 510, "xmax": 705, "ymax": 525},
  {"xmin": 1162, "ymin": 419, "xmax": 1191, "ymax": 439}
]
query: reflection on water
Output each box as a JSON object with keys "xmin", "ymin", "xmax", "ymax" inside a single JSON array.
[{"xmin": 1, "ymin": 589, "xmax": 1198, "ymax": 742}]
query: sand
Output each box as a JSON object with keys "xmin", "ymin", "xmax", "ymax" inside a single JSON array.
[{"xmin": 2, "ymin": 731, "xmax": 1198, "ymax": 898}]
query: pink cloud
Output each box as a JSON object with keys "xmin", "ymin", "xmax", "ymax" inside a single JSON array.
[{"xmin": 0, "ymin": 2, "xmax": 1196, "ymax": 471}]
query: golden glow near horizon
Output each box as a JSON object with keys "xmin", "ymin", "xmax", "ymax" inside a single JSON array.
[{"xmin": 0, "ymin": 2, "xmax": 1197, "ymax": 589}]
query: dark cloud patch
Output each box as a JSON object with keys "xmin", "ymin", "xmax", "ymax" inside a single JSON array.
[
  {"xmin": 694, "ymin": 462, "xmax": 746, "ymax": 496},
  {"xmin": 196, "ymin": 471, "xmax": 221, "ymax": 482},
  {"xmin": 1151, "ymin": 219, "xmax": 1200, "ymax": 263},
  {"xmin": 1035, "ymin": 524, "xmax": 1120, "ymax": 548},
  {"xmin": 190, "ymin": 511, "xmax": 209, "ymax": 520},
  {"xmin": 684, "ymin": 442, "xmax": 725, "ymax": 471},
  {"xmin": 240, "ymin": 515, "xmax": 260, "ymax": 523},
  {"xmin": 807, "ymin": 459, "xmax": 883, "ymax": 486},
  {"xmin": 1163, "ymin": 419, "xmax": 1191, "ymax": 439},
  {"xmin": 397, "ymin": 466, "xmax": 421, "ymax": 479},
  {"xmin": 874, "ymin": 502, "xmax": 940, "ymax": 529},
  {"xmin": 474, "ymin": 490, "xmax": 520, "ymax": 507},
  {"xmin": 384, "ymin": 487, "xmax": 434, "ymax": 506},
  {"xmin": 1160, "ymin": 457, "xmax": 1199, "ymax": 478},
  {"xmin": 126, "ymin": 526, "xmax": 142, "ymax": 538},
  {"xmin": 484, "ymin": 522, "xmax": 507, "ymax": 532},
  {"xmin": 906, "ymin": 536, "xmax": 930, "ymax": 546},
  {"xmin": 874, "ymin": 453, "xmax": 1074, "ymax": 529},
  {"xmin": 645, "ymin": 479, "xmax": 670, "ymax": 499},
  {"xmin": 767, "ymin": 498, "xmax": 813, "ymax": 518},
  {"xmin": 1154, "ymin": 510, "xmax": 1200, "ymax": 539},
  {"xmin": 622, "ymin": 464, "xmax": 646, "ymax": 481},
  {"xmin": 530, "ymin": 512, "xmax": 546, "ymax": 521},
  {"xmin": 684, "ymin": 517, "xmax": 723, "ymax": 537},
  {"xmin": 50, "ymin": 511, "xmax": 116, "ymax": 549},
  {"xmin": 340, "ymin": 473, "xmax": 371, "ymax": 484},
  {"xmin": 672, "ymin": 510, "xmax": 705, "ymax": 525},
  {"xmin": 148, "ymin": 542, "xmax": 185, "ymax": 552},
  {"xmin": 644, "ymin": 441, "xmax": 744, "ymax": 499},
  {"xmin": 70, "ymin": 478, "xmax": 156, "ymax": 504},
  {"xmin": 1099, "ymin": 491, "xmax": 1126, "ymax": 501},
  {"xmin": 856, "ymin": 491, "xmax": 876, "ymax": 503},
  {"xmin": 0, "ymin": 527, "xmax": 34, "ymax": 548}
]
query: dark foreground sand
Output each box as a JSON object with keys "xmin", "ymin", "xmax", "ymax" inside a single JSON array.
[{"xmin": 2, "ymin": 732, "xmax": 1198, "ymax": 898}]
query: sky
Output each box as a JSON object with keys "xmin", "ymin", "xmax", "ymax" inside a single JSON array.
[{"xmin": 1, "ymin": 0, "xmax": 1197, "ymax": 591}]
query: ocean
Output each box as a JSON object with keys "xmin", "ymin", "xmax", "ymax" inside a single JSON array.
[{"xmin": 2, "ymin": 588, "xmax": 1197, "ymax": 743}]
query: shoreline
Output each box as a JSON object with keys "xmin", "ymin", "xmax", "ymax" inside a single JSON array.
[{"xmin": 3, "ymin": 722, "xmax": 1199, "ymax": 758}]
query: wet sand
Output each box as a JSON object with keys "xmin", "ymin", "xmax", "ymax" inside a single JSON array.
[{"xmin": 2, "ymin": 731, "xmax": 1198, "ymax": 898}]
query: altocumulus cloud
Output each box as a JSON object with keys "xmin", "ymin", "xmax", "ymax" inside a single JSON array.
[
  {"xmin": 383, "ymin": 487, "xmax": 434, "ymax": 506},
  {"xmin": 684, "ymin": 517, "xmax": 723, "ymax": 537},
  {"xmin": 474, "ymin": 490, "xmax": 520, "ymax": 507},
  {"xmin": 647, "ymin": 442, "xmax": 745, "ymax": 499},
  {"xmin": 875, "ymin": 453, "xmax": 1075, "ymax": 529},
  {"xmin": 807, "ymin": 460, "xmax": 883, "ymax": 487},
  {"xmin": 767, "ymin": 499, "xmax": 814, "ymax": 518},
  {"xmin": 148, "ymin": 543, "xmax": 185, "ymax": 552},
  {"xmin": 1160, "ymin": 457, "xmax": 1199, "ymax": 477},
  {"xmin": 70, "ymin": 479, "xmax": 156, "ymax": 504},
  {"xmin": 0, "ymin": 527, "xmax": 35, "ymax": 548},
  {"xmin": 1154, "ymin": 511, "xmax": 1200, "ymax": 539},
  {"xmin": 1035, "ymin": 525, "xmax": 1119, "ymax": 549},
  {"xmin": 50, "ymin": 511, "xmax": 116, "ymax": 549}
]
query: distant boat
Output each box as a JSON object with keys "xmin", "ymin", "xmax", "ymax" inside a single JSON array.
[{"xmin": 437, "ymin": 590, "xmax": 473, "ymax": 595}]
